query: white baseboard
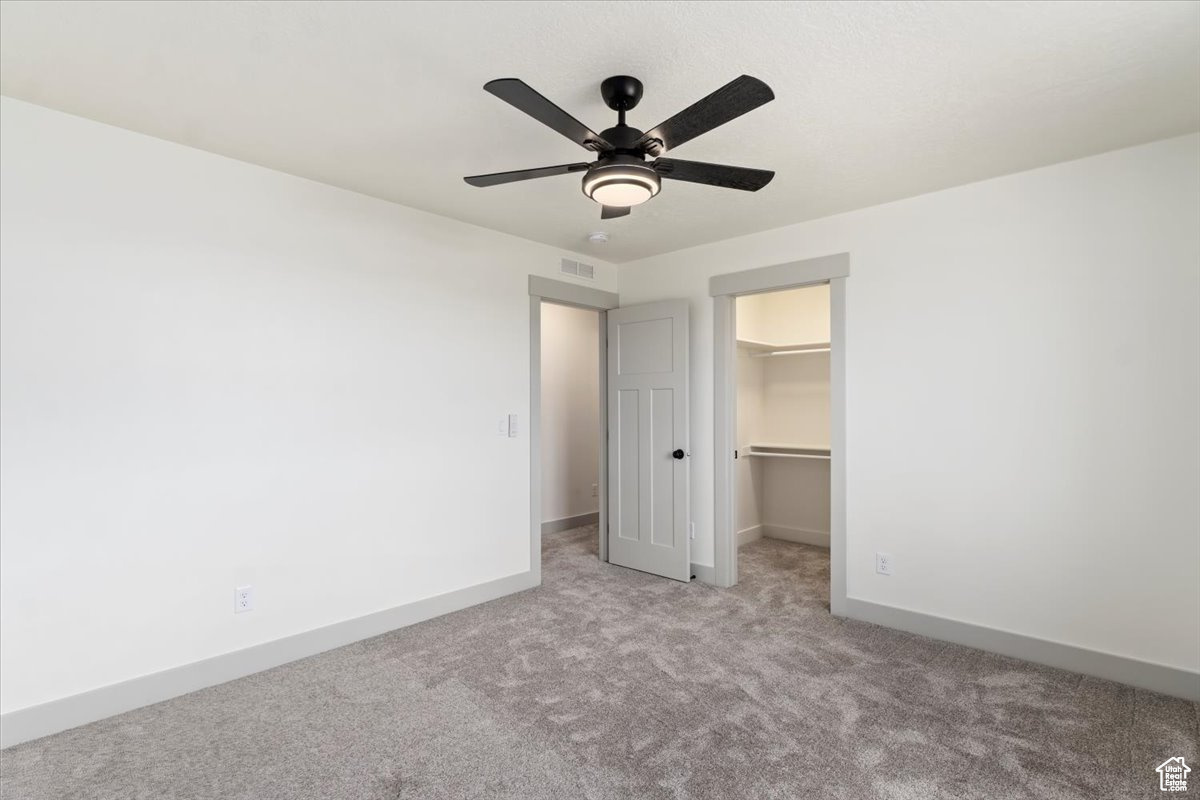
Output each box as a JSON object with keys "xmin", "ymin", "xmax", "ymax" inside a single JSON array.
[
  {"xmin": 843, "ymin": 597, "xmax": 1200, "ymax": 702},
  {"xmin": 541, "ymin": 511, "xmax": 599, "ymax": 536},
  {"xmin": 690, "ymin": 562, "xmax": 718, "ymax": 584},
  {"xmin": 762, "ymin": 523, "xmax": 830, "ymax": 548},
  {"xmin": 0, "ymin": 570, "xmax": 539, "ymax": 749},
  {"xmin": 736, "ymin": 525, "xmax": 763, "ymax": 547}
]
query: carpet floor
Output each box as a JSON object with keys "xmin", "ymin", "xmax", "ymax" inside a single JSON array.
[{"xmin": 2, "ymin": 526, "xmax": 1197, "ymax": 799}]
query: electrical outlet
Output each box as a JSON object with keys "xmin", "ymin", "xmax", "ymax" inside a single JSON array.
[
  {"xmin": 507, "ymin": 413, "xmax": 519, "ymax": 438},
  {"xmin": 234, "ymin": 585, "xmax": 254, "ymax": 613},
  {"xmin": 497, "ymin": 418, "xmax": 508, "ymax": 436},
  {"xmin": 591, "ymin": 483, "xmax": 598, "ymax": 497},
  {"xmin": 875, "ymin": 552, "xmax": 894, "ymax": 576}
]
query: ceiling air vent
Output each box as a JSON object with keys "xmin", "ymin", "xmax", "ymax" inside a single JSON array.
[
  {"xmin": 576, "ymin": 262, "xmax": 595, "ymax": 280},
  {"xmin": 560, "ymin": 258, "xmax": 579, "ymax": 276}
]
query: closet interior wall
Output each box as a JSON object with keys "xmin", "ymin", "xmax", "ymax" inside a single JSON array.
[
  {"xmin": 736, "ymin": 285, "xmax": 832, "ymax": 549},
  {"xmin": 540, "ymin": 302, "xmax": 601, "ymax": 531}
]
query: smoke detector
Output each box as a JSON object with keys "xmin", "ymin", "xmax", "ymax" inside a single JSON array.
[{"xmin": 587, "ymin": 231, "xmax": 610, "ymax": 244}]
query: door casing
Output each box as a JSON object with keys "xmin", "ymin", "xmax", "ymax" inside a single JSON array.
[
  {"xmin": 528, "ymin": 276, "xmax": 619, "ymax": 583},
  {"xmin": 709, "ymin": 254, "xmax": 850, "ymax": 615}
]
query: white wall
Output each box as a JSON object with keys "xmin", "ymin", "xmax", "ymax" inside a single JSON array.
[
  {"xmin": 761, "ymin": 353, "xmax": 831, "ymax": 448},
  {"xmin": 619, "ymin": 134, "xmax": 1200, "ymax": 672},
  {"xmin": 540, "ymin": 302, "xmax": 599, "ymax": 524},
  {"xmin": 760, "ymin": 455, "xmax": 831, "ymax": 542},
  {"xmin": 740, "ymin": 284, "xmax": 833, "ymax": 447},
  {"xmin": 0, "ymin": 97, "xmax": 616, "ymax": 715},
  {"xmin": 738, "ymin": 284, "xmax": 831, "ymax": 347},
  {"xmin": 760, "ymin": 351, "xmax": 832, "ymax": 541},
  {"xmin": 734, "ymin": 292, "xmax": 772, "ymax": 343}
]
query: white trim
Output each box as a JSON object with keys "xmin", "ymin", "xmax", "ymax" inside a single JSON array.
[
  {"xmin": 736, "ymin": 524, "xmax": 763, "ymax": 547},
  {"xmin": 527, "ymin": 275, "xmax": 618, "ymax": 310},
  {"xmin": 844, "ymin": 598, "xmax": 1200, "ymax": 702},
  {"xmin": 713, "ymin": 295, "xmax": 737, "ymax": 587},
  {"xmin": 690, "ymin": 562, "xmax": 718, "ymax": 584},
  {"xmin": 761, "ymin": 523, "xmax": 830, "ymax": 548},
  {"xmin": 0, "ymin": 570, "xmax": 538, "ymax": 748},
  {"xmin": 529, "ymin": 296, "xmax": 543, "ymax": 584},
  {"xmin": 541, "ymin": 512, "xmax": 600, "ymax": 536},
  {"xmin": 709, "ymin": 253, "xmax": 850, "ymax": 297},
  {"xmin": 596, "ymin": 312, "xmax": 609, "ymax": 563},
  {"xmin": 828, "ymin": 278, "xmax": 847, "ymax": 615}
]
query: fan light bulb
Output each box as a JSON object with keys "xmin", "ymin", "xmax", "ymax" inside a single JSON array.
[
  {"xmin": 582, "ymin": 164, "xmax": 660, "ymax": 207},
  {"xmin": 591, "ymin": 181, "xmax": 653, "ymax": 207}
]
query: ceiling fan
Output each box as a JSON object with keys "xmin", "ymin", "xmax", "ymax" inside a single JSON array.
[{"xmin": 464, "ymin": 74, "xmax": 775, "ymax": 219}]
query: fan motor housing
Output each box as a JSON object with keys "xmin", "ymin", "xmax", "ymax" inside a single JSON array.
[{"xmin": 597, "ymin": 125, "xmax": 645, "ymax": 152}]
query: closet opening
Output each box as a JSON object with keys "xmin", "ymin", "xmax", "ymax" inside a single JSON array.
[{"xmin": 734, "ymin": 283, "xmax": 832, "ymax": 605}]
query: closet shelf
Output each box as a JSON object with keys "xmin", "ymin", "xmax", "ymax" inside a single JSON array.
[
  {"xmin": 737, "ymin": 338, "xmax": 831, "ymax": 357},
  {"xmin": 742, "ymin": 443, "xmax": 831, "ymax": 460}
]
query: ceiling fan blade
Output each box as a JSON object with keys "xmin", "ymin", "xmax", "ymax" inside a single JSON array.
[
  {"xmin": 464, "ymin": 162, "xmax": 590, "ymax": 188},
  {"xmin": 484, "ymin": 79, "xmax": 613, "ymax": 152},
  {"xmin": 653, "ymin": 158, "xmax": 774, "ymax": 191},
  {"xmin": 601, "ymin": 205, "xmax": 630, "ymax": 220},
  {"xmin": 635, "ymin": 75, "xmax": 774, "ymax": 155}
]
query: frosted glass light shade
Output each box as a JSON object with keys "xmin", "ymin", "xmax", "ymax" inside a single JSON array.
[{"xmin": 582, "ymin": 165, "xmax": 660, "ymax": 207}]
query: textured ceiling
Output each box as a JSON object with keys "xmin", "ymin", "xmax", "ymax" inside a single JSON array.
[{"xmin": 2, "ymin": 1, "xmax": 1198, "ymax": 263}]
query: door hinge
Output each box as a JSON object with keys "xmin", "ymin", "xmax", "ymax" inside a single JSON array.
[{"xmin": 734, "ymin": 449, "xmax": 739, "ymax": 459}]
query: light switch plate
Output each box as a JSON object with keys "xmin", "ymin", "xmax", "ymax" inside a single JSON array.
[{"xmin": 507, "ymin": 413, "xmax": 518, "ymax": 438}]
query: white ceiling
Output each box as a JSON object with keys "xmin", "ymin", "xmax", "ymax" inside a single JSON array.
[{"xmin": 2, "ymin": 1, "xmax": 1197, "ymax": 263}]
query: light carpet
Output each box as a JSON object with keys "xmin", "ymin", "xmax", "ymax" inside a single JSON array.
[{"xmin": 1, "ymin": 525, "xmax": 1197, "ymax": 799}]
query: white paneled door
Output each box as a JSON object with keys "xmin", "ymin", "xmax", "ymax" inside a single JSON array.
[{"xmin": 607, "ymin": 300, "xmax": 690, "ymax": 581}]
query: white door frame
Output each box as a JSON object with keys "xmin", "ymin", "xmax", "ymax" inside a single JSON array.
[
  {"xmin": 528, "ymin": 276, "xmax": 619, "ymax": 584},
  {"xmin": 710, "ymin": 253, "xmax": 850, "ymax": 615}
]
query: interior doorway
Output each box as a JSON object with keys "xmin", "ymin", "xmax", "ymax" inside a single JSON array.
[
  {"xmin": 528, "ymin": 275, "xmax": 694, "ymax": 585},
  {"xmin": 710, "ymin": 254, "xmax": 849, "ymax": 612},
  {"xmin": 539, "ymin": 301, "xmax": 603, "ymax": 542},
  {"xmin": 527, "ymin": 276, "xmax": 618, "ymax": 583},
  {"xmin": 734, "ymin": 284, "xmax": 833, "ymax": 599}
]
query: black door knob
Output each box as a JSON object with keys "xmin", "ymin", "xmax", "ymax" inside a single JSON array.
[{"xmin": 672, "ymin": 449, "xmax": 685, "ymax": 460}]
